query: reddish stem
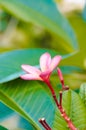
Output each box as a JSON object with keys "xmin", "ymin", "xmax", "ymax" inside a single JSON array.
[
  {"xmin": 44, "ymin": 79, "xmax": 78, "ymax": 130},
  {"xmin": 39, "ymin": 118, "xmax": 52, "ymax": 130},
  {"xmin": 44, "ymin": 80, "xmax": 59, "ymax": 107},
  {"xmin": 43, "ymin": 119, "xmax": 52, "ymax": 130},
  {"xmin": 59, "ymin": 91, "xmax": 62, "ymax": 106},
  {"xmin": 60, "ymin": 108, "xmax": 78, "ymax": 130}
]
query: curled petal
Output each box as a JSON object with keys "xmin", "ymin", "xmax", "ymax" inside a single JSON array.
[
  {"xmin": 21, "ymin": 64, "xmax": 41, "ymax": 74},
  {"xmin": 40, "ymin": 53, "xmax": 51, "ymax": 72},
  {"xmin": 20, "ymin": 74, "xmax": 42, "ymax": 80},
  {"xmin": 49, "ymin": 56, "xmax": 62, "ymax": 71}
]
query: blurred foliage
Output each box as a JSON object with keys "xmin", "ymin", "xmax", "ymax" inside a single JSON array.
[
  {"xmin": 0, "ymin": 12, "xmax": 9, "ymax": 32},
  {"xmin": 0, "ymin": 0, "xmax": 78, "ymax": 51},
  {"xmin": 0, "ymin": 125, "xmax": 8, "ymax": 130},
  {"xmin": 82, "ymin": 2, "xmax": 86, "ymax": 22}
]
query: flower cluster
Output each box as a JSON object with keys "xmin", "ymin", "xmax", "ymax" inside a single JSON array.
[
  {"xmin": 20, "ymin": 52, "xmax": 62, "ymax": 81},
  {"xmin": 20, "ymin": 52, "xmax": 77, "ymax": 130}
]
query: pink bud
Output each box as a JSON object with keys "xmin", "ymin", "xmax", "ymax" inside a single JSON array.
[{"xmin": 57, "ymin": 68, "xmax": 64, "ymax": 88}]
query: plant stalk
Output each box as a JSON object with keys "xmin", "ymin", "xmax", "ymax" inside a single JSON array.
[
  {"xmin": 39, "ymin": 118, "xmax": 52, "ymax": 130},
  {"xmin": 44, "ymin": 79, "xmax": 78, "ymax": 130}
]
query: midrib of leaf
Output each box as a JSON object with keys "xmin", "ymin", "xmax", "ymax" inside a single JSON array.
[
  {"xmin": 0, "ymin": 90, "xmax": 40, "ymax": 130},
  {"xmin": 79, "ymin": 83, "xmax": 86, "ymax": 106}
]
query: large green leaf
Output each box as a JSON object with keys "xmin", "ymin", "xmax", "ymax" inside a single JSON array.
[
  {"xmin": 60, "ymin": 66, "xmax": 82, "ymax": 74},
  {"xmin": 0, "ymin": 103, "xmax": 34, "ymax": 130},
  {"xmin": 0, "ymin": 102, "xmax": 14, "ymax": 121},
  {"xmin": 0, "ymin": 79, "xmax": 55, "ymax": 130},
  {"xmin": 0, "ymin": 79, "xmax": 86, "ymax": 130},
  {"xmin": 18, "ymin": 117, "xmax": 35, "ymax": 130},
  {"xmin": 0, "ymin": 0, "xmax": 78, "ymax": 50},
  {"xmin": 0, "ymin": 126, "xmax": 8, "ymax": 130},
  {"xmin": 79, "ymin": 83, "xmax": 86, "ymax": 106},
  {"xmin": 0, "ymin": 49, "xmax": 75, "ymax": 83}
]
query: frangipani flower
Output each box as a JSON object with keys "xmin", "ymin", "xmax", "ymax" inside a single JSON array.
[{"xmin": 20, "ymin": 52, "xmax": 62, "ymax": 81}]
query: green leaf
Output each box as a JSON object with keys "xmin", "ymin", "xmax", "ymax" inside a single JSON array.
[
  {"xmin": 0, "ymin": 79, "xmax": 86, "ymax": 130},
  {"xmin": 0, "ymin": 49, "xmax": 75, "ymax": 83},
  {"xmin": 0, "ymin": 79, "xmax": 55, "ymax": 130},
  {"xmin": 0, "ymin": 126, "xmax": 8, "ymax": 130},
  {"xmin": 53, "ymin": 65, "xmax": 82, "ymax": 75},
  {"xmin": 60, "ymin": 66, "xmax": 82, "ymax": 74},
  {"xmin": 0, "ymin": 103, "xmax": 34, "ymax": 130},
  {"xmin": 79, "ymin": 83, "xmax": 86, "ymax": 106},
  {"xmin": 52, "ymin": 90, "xmax": 86, "ymax": 130},
  {"xmin": 0, "ymin": 102, "xmax": 14, "ymax": 121},
  {"xmin": 0, "ymin": 0, "xmax": 78, "ymax": 50},
  {"xmin": 18, "ymin": 117, "xmax": 35, "ymax": 130}
]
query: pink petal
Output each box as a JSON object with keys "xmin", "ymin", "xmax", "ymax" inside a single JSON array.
[
  {"xmin": 20, "ymin": 74, "xmax": 42, "ymax": 80},
  {"xmin": 21, "ymin": 64, "xmax": 41, "ymax": 74},
  {"xmin": 49, "ymin": 56, "xmax": 62, "ymax": 71},
  {"xmin": 40, "ymin": 53, "xmax": 51, "ymax": 72},
  {"xmin": 39, "ymin": 71, "xmax": 51, "ymax": 80},
  {"xmin": 40, "ymin": 71, "xmax": 51, "ymax": 79}
]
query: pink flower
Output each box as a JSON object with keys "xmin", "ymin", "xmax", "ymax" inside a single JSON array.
[{"xmin": 20, "ymin": 52, "xmax": 62, "ymax": 81}]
